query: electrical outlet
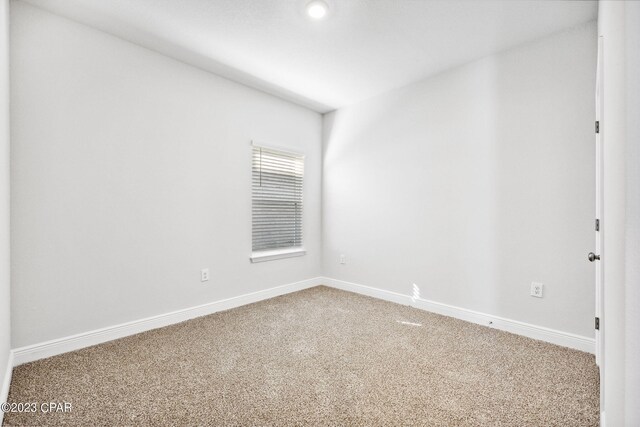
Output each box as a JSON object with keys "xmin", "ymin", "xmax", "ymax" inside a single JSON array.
[
  {"xmin": 530, "ymin": 282, "xmax": 543, "ymax": 298},
  {"xmin": 201, "ymin": 268, "xmax": 210, "ymax": 282},
  {"xmin": 339, "ymin": 254, "xmax": 346, "ymax": 264}
]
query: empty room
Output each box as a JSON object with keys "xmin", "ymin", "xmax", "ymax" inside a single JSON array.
[{"xmin": 0, "ymin": 0, "xmax": 639, "ymax": 425}]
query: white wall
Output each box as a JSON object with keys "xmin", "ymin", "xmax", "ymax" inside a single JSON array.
[
  {"xmin": 599, "ymin": 1, "xmax": 640, "ymax": 424},
  {"xmin": 625, "ymin": 3, "xmax": 640, "ymax": 423},
  {"xmin": 10, "ymin": 2, "xmax": 322, "ymax": 348},
  {"xmin": 323, "ymin": 22, "xmax": 597, "ymax": 338},
  {"xmin": 0, "ymin": 0, "xmax": 11, "ymax": 402}
]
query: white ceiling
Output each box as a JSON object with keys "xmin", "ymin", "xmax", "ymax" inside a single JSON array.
[{"xmin": 22, "ymin": 0, "xmax": 597, "ymax": 113}]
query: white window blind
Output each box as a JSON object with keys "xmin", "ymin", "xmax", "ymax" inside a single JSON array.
[{"xmin": 252, "ymin": 146, "xmax": 304, "ymax": 253}]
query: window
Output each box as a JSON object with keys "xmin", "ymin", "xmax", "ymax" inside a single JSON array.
[{"xmin": 250, "ymin": 144, "xmax": 305, "ymax": 262}]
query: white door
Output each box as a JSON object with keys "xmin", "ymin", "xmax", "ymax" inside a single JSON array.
[{"xmin": 593, "ymin": 35, "xmax": 604, "ymax": 407}]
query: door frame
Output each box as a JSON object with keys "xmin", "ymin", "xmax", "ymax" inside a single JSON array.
[{"xmin": 595, "ymin": 34, "xmax": 604, "ymax": 409}]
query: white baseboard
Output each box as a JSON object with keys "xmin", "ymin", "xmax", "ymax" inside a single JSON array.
[
  {"xmin": 12, "ymin": 277, "xmax": 323, "ymax": 366},
  {"xmin": 11, "ymin": 275, "xmax": 594, "ymax": 367},
  {"xmin": 321, "ymin": 277, "xmax": 595, "ymax": 354},
  {"xmin": 1, "ymin": 350, "xmax": 14, "ymax": 424}
]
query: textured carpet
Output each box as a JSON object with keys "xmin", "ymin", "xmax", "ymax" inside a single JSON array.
[{"xmin": 4, "ymin": 286, "xmax": 599, "ymax": 426}]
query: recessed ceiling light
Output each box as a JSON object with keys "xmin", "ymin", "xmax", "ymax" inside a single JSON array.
[{"xmin": 306, "ymin": 0, "xmax": 329, "ymax": 20}]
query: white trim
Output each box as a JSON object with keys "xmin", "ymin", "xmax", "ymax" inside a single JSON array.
[
  {"xmin": 1, "ymin": 350, "xmax": 14, "ymax": 424},
  {"xmin": 11, "ymin": 276, "xmax": 595, "ymax": 367},
  {"xmin": 250, "ymin": 248, "xmax": 306, "ymax": 263},
  {"xmin": 600, "ymin": 411, "xmax": 605, "ymax": 427},
  {"xmin": 322, "ymin": 277, "xmax": 595, "ymax": 354},
  {"xmin": 12, "ymin": 277, "xmax": 322, "ymax": 366}
]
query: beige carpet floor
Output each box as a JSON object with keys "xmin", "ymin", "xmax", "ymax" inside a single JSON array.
[{"xmin": 4, "ymin": 286, "xmax": 599, "ymax": 426}]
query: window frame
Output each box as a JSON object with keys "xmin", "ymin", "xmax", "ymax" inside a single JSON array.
[{"xmin": 250, "ymin": 141, "xmax": 306, "ymax": 263}]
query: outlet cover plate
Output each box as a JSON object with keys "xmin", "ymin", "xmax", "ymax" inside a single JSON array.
[{"xmin": 530, "ymin": 282, "xmax": 543, "ymax": 298}]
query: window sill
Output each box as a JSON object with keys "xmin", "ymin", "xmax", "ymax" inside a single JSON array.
[{"xmin": 250, "ymin": 248, "xmax": 306, "ymax": 263}]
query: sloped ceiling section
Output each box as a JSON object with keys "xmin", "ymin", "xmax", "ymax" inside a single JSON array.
[{"xmin": 23, "ymin": 0, "xmax": 597, "ymax": 112}]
